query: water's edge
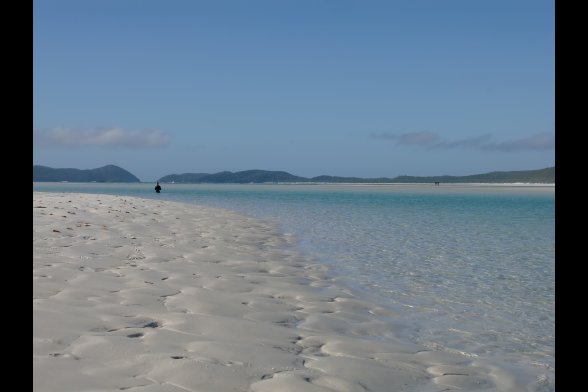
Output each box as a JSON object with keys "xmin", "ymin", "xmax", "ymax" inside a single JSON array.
[{"xmin": 33, "ymin": 183, "xmax": 555, "ymax": 391}]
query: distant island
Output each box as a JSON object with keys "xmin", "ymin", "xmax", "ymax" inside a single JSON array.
[
  {"xmin": 160, "ymin": 167, "xmax": 554, "ymax": 184},
  {"xmin": 33, "ymin": 165, "xmax": 140, "ymax": 183},
  {"xmin": 33, "ymin": 165, "xmax": 555, "ymax": 184}
]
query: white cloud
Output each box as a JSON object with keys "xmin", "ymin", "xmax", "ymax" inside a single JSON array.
[
  {"xmin": 34, "ymin": 127, "xmax": 169, "ymax": 149},
  {"xmin": 484, "ymin": 132, "xmax": 555, "ymax": 152},
  {"xmin": 370, "ymin": 131, "xmax": 554, "ymax": 152}
]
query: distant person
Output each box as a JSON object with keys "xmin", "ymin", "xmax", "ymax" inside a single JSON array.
[{"xmin": 155, "ymin": 181, "xmax": 162, "ymax": 193}]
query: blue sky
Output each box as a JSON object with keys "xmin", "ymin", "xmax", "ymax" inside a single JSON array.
[{"xmin": 34, "ymin": 0, "xmax": 554, "ymax": 182}]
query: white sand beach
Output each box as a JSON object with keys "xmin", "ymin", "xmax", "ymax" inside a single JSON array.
[{"xmin": 33, "ymin": 192, "xmax": 524, "ymax": 392}]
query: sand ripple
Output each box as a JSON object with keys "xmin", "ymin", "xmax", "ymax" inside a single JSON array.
[{"xmin": 34, "ymin": 192, "xmax": 524, "ymax": 391}]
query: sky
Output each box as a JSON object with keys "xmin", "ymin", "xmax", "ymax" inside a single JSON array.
[{"xmin": 33, "ymin": 0, "xmax": 554, "ymax": 182}]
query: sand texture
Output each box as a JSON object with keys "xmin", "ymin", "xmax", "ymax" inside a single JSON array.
[{"xmin": 33, "ymin": 192, "xmax": 524, "ymax": 391}]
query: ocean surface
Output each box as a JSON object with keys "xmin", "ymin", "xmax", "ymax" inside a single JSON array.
[{"xmin": 33, "ymin": 182, "xmax": 555, "ymax": 390}]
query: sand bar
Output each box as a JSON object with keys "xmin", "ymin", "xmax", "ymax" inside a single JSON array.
[{"xmin": 34, "ymin": 192, "xmax": 527, "ymax": 391}]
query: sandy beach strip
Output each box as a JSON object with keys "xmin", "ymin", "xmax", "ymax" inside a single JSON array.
[{"xmin": 33, "ymin": 192, "xmax": 521, "ymax": 392}]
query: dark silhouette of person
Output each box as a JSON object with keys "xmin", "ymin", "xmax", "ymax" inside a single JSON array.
[{"xmin": 155, "ymin": 182, "xmax": 162, "ymax": 193}]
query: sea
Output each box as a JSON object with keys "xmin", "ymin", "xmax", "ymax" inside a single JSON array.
[{"xmin": 33, "ymin": 182, "xmax": 555, "ymax": 391}]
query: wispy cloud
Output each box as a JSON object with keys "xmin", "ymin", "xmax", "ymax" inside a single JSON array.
[
  {"xmin": 34, "ymin": 127, "xmax": 170, "ymax": 149},
  {"xmin": 370, "ymin": 131, "xmax": 554, "ymax": 152},
  {"xmin": 482, "ymin": 132, "xmax": 555, "ymax": 152}
]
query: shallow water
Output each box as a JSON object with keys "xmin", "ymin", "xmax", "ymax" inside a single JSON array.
[{"xmin": 33, "ymin": 182, "xmax": 555, "ymax": 390}]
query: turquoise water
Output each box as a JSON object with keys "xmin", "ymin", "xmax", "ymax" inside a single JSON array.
[{"xmin": 33, "ymin": 182, "xmax": 555, "ymax": 390}]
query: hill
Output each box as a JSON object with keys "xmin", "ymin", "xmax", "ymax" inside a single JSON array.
[
  {"xmin": 391, "ymin": 167, "xmax": 555, "ymax": 183},
  {"xmin": 33, "ymin": 165, "xmax": 141, "ymax": 182},
  {"xmin": 159, "ymin": 170, "xmax": 306, "ymax": 184},
  {"xmin": 159, "ymin": 167, "xmax": 554, "ymax": 184}
]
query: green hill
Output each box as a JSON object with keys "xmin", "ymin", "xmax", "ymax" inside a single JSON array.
[
  {"xmin": 159, "ymin": 170, "xmax": 306, "ymax": 183},
  {"xmin": 33, "ymin": 165, "xmax": 140, "ymax": 182},
  {"xmin": 391, "ymin": 167, "xmax": 555, "ymax": 183},
  {"xmin": 32, "ymin": 165, "xmax": 554, "ymax": 184},
  {"xmin": 159, "ymin": 167, "xmax": 554, "ymax": 184}
]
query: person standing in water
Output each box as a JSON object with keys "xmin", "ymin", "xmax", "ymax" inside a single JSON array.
[{"xmin": 155, "ymin": 181, "xmax": 162, "ymax": 193}]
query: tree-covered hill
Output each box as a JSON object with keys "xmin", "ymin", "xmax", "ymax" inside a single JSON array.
[{"xmin": 33, "ymin": 165, "xmax": 140, "ymax": 182}]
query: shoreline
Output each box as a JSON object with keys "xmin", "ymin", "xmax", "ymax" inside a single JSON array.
[
  {"xmin": 34, "ymin": 192, "xmax": 531, "ymax": 391},
  {"xmin": 36, "ymin": 181, "xmax": 556, "ymax": 186}
]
